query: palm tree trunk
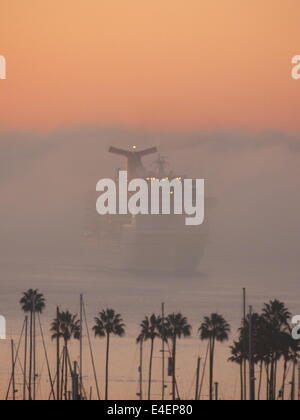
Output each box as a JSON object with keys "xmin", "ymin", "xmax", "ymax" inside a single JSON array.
[
  {"xmin": 148, "ymin": 338, "xmax": 154, "ymax": 400},
  {"xmin": 28, "ymin": 310, "xmax": 33, "ymax": 400},
  {"xmin": 240, "ymin": 363, "xmax": 243, "ymax": 401},
  {"xmin": 281, "ymin": 359, "xmax": 287, "ymax": 401},
  {"xmin": 105, "ymin": 333, "xmax": 110, "ymax": 400},
  {"xmin": 139, "ymin": 340, "xmax": 143, "ymax": 401},
  {"xmin": 257, "ymin": 360, "xmax": 263, "ymax": 401},
  {"xmin": 269, "ymin": 355, "xmax": 275, "ymax": 400},
  {"xmin": 291, "ymin": 363, "xmax": 296, "ymax": 401},
  {"xmin": 23, "ymin": 316, "xmax": 28, "ymax": 400},
  {"xmin": 64, "ymin": 342, "xmax": 68, "ymax": 400},
  {"xmin": 266, "ymin": 362, "xmax": 270, "ymax": 401},
  {"xmin": 60, "ymin": 346, "xmax": 65, "ymax": 401},
  {"xmin": 274, "ymin": 359, "xmax": 278, "ymax": 400},
  {"xmin": 209, "ymin": 338, "xmax": 215, "ymax": 401},
  {"xmin": 33, "ymin": 308, "xmax": 36, "ymax": 400},
  {"xmin": 172, "ymin": 336, "xmax": 177, "ymax": 401}
]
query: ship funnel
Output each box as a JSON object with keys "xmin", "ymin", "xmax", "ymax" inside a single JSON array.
[{"xmin": 109, "ymin": 146, "xmax": 157, "ymax": 179}]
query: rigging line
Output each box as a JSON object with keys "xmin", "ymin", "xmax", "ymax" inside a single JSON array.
[
  {"xmin": 128, "ymin": 343, "xmax": 139, "ymax": 379},
  {"xmin": 276, "ymin": 360, "xmax": 293, "ymax": 400},
  {"xmin": 165, "ymin": 338, "xmax": 181, "ymax": 400},
  {"xmin": 187, "ymin": 363, "xmax": 197, "ymax": 400},
  {"xmin": 38, "ymin": 313, "xmax": 56, "ymax": 400},
  {"xmin": 47, "ymin": 349, "xmax": 64, "ymax": 401},
  {"xmin": 65, "ymin": 346, "xmax": 88, "ymax": 401},
  {"xmin": 35, "ymin": 355, "xmax": 46, "ymax": 398},
  {"xmin": 82, "ymin": 298, "xmax": 102, "ymax": 401},
  {"xmin": 60, "ymin": 346, "xmax": 65, "ymax": 401},
  {"xmin": 186, "ymin": 343, "xmax": 203, "ymax": 400},
  {"xmin": 67, "ymin": 333, "xmax": 88, "ymax": 400},
  {"xmin": 199, "ymin": 341, "xmax": 209, "ymax": 400},
  {"xmin": 5, "ymin": 318, "xmax": 26, "ymax": 400},
  {"xmin": 15, "ymin": 347, "xmax": 29, "ymax": 394}
]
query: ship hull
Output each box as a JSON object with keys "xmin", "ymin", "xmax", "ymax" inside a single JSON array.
[{"xmin": 95, "ymin": 215, "xmax": 209, "ymax": 273}]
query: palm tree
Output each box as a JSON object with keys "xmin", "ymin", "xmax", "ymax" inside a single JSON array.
[
  {"xmin": 278, "ymin": 331, "xmax": 293, "ymax": 400},
  {"xmin": 93, "ymin": 309, "xmax": 125, "ymax": 400},
  {"xmin": 262, "ymin": 300, "xmax": 291, "ymax": 329},
  {"xmin": 165, "ymin": 313, "xmax": 191, "ymax": 400},
  {"xmin": 137, "ymin": 314, "xmax": 161, "ymax": 400},
  {"xmin": 228, "ymin": 341, "xmax": 244, "ymax": 401},
  {"xmin": 51, "ymin": 310, "xmax": 80, "ymax": 400},
  {"xmin": 262, "ymin": 300, "xmax": 291, "ymax": 400},
  {"xmin": 20, "ymin": 289, "xmax": 45, "ymax": 400},
  {"xmin": 199, "ymin": 313, "xmax": 230, "ymax": 400},
  {"xmin": 238, "ymin": 312, "xmax": 268, "ymax": 400}
]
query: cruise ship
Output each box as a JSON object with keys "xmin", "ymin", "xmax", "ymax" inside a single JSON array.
[{"xmin": 85, "ymin": 147, "xmax": 210, "ymax": 273}]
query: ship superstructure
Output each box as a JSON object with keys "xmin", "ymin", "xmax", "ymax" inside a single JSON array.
[{"xmin": 85, "ymin": 147, "xmax": 209, "ymax": 272}]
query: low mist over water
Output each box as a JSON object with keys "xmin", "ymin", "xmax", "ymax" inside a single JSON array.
[{"xmin": 0, "ymin": 127, "xmax": 300, "ymax": 399}]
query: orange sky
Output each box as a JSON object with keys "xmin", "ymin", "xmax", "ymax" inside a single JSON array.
[{"xmin": 0, "ymin": 0, "xmax": 299, "ymax": 131}]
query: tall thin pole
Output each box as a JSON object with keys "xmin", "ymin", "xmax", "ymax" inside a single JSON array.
[
  {"xmin": 23, "ymin": 316, "xmax": 28, "ymax": 400},
  {"xmin": 11, "ymin": 340, "xmax": 16, "ymax": 401},
  {"xmin": 56, "ymin": 307, "xmax": 60, "ymax": 401},
  {"xmin": 291, "ymin": 364, "xmax": 296, "ymax": 401},
  {"xmin": 172, "ymin": 337, "xmax": 176, "ymax": 401},
  {"xmin": 60, "ymin": 346, "xmax": 65, "ymax": 401},
  {"xmin": 139, "ymin": 339, "xmax": 143, "ymax": 401},
  {"xmin": 249, "ymin": 305, "xmax": 255, "ymax": 401},
  {"xmin": 38, "ymin": 313, "xmax": 55, "ymax": 400},
  {"xmin": 5, "ymin": 319, "xmax": 26, "ymax": 401},
  {"xmin": 195, "ymin": 357, "xmax": 201, "ymax": 401},
  {"xmin": 82, "ymin": 298, "xmax": 101, "ymax": 400},
  {"xmin": 215, "ymin": 382, "xmax": 219, "ymax": 401},
  {"xmin": 298, "ymin": 363, "xmax": 300, "ymax": 401},
  {"xmin": 33, "ymin": 296, "xmax": 36, "ymax": 401},
  {"xmin": 243, "ymin": 288, "xmax": 247, "ymax": 401},
  {"xmin": 162, "ymin": 302, "xmax": 165, "ymax": 401},
  {"xmin": 80, "ymin": 294, "xmax": 83, "ymax": 399},
  {"xmin": 64, "ymin": 344, "xmax": 68, "ymax": 400},
  {"xmin": 72, "ymin": 361, "xmax": 79, "ymax": 401}
]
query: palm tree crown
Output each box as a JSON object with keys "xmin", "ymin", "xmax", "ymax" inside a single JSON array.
[
  {"xmin": 20, "ymin": 289, "xmax": 45, "ymax": 313},
  {"xmin": 262, "ymin": 300, "xmax": 291, "ymax": 330},
  {"xmin": 93, "ymin": 308, "xmax": 125, "ymax": 338},
  {"xmin": 93, "ymin": 308, "xmax": 125, "ymax": 400},
  {"xmin": 199, "ymin": 313, "xmax": 231, "ymax": 342},
  {"xmin": 137, "ymin": 314, "xmax": 161, "ymax": 343},
  {"xmin": 51, "ymin": 310, "xmax": 80, "ymax": 343},
  {"xmin": 199, "ymin": 313, "xmax": 230, "ymax": 400},
  {"xmin": 165, "ymin": 313, "xmax": 192, "ymax": 339}
]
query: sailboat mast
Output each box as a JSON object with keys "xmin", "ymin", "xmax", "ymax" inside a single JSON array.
[
  {"xmin": 195, "ymin": 357, "xmax": 201, "ymax": 401},
  {"xmin": 23, "ymin": 316, "xmax": 28, "ymax": 400},
  {"xmin": 80, "ymin": 294, "xmax": 83, "ymax": 399},
  {"xmin": 298, "ymin": 363, "xmax": 300, "ymax": 401},
  {"xmin": 56, "ymin": 306, "xmax": 60, "ymax": 401},
  {"xmin": 249, "ymin": 305, "xmax": 255, "ymax": 401},
  {"xmin": 33, "ymin": 295, "xmax": 36, "ymax": 401},
  {"xmin": 11, "ymin": 340, "xmax": 16, "ymax": 401},
  {"xmin": 139, "ymin": 339, "xmax": 143, "ymax": 401},
  {"xmin": 161, "ymin": 302, "xmax": 165, "ymax": 401},
  {"xmin": 215, "ymin": 382, "xmax": 219, "ymax": 401},
  {"xmin": 243, "ymin": 288, "xmax": 247, "ymax": 401}
]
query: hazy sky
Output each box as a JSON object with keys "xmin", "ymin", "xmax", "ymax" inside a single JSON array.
[
  {"xmin": 0, "ymin": 0, "xmax": 300, "ymax": 130},
  {"xmin": 0, "ymin": 0, "xmax": 299, "ymax": 268},
  {"xmin": 1, "ymin": 3, "xmax": 300, "ymax": 400}
]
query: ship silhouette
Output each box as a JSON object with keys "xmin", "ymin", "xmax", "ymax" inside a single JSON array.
[{"xmin": 85, "ymin": 147, "xmax": 210, "ymax": 273}]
